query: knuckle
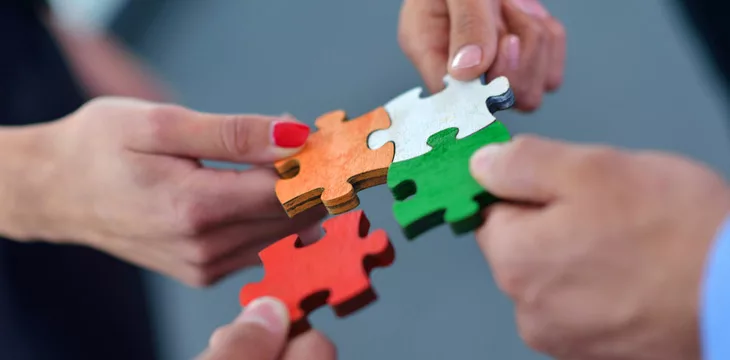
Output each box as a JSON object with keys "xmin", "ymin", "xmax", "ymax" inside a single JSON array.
[
  {"xmin": 144, "ymin": 104, "xmax": 188, "ymax": 142},
  {"xmin": 396, "ymin": 25, "xmax": 412, "ymax": 54},
  {"xmin": 507, "ymin": 135, "xmax": 543, "ymax": 160},
  {"xmin": 182, "ymin": 240, "xmax": 216, "ymax": 265},
  {"xmin": 577, "ymin": 147, "xmax": 624, "ymax": 175},
  {"xmin": 493, "ymin": 268, "xmax": 524, "ymax": 298},
  {"xmin": 454, "ymin": 12, "xmax": 485, "ymax": 37},
  {"xmin": 175, "ymin": 197, "xmax": 216, "ymax": 236},
  {"xmin": 524, "ymin": 20, "xmax": 547, "ymax": 41},
  {"xmin": 547, "ymin": 19, "xmax": 567, "ymax": 42},
  {"xmin": 519, "ymin": 321, "xmax": 550, "ymax": 353},
  {"xmin": 219, "ymin": 115, "xmax": 252, "ymax": 157},
  {"xmin": 185, "ymin": 267, "xmax": 218, "ymax": 287}
]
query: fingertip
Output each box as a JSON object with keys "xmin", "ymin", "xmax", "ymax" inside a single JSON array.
[
  {"xmin": 283, "ymin": 330, "xmax": 338, "ymax": 360},
  {"xmin": 271, "ymin": 120, "xmax": 310, "ymax": 148},
  {"xmin": 470, "ymin": 143, "xmax": 507, "ymax": 187},
  {"xmin": 237, "ymin": 296, "xmax": 290, "ymax": 335}
]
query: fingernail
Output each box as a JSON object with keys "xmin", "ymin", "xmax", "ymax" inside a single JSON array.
[
  {"xmin": 236, "ymin": 297, "xmax": 289, "ymax": 334},
  {"xmin": 505, "ymin": 35, "xmax": 520, "ymax": 70},
  {"xmin": 513, "ymin": 0, "xmax": 549, "ymax": 18},
  {"xmin": 451, "ymin": 44, "xmax": 483, "ymax": 70},
  {"xmin": 272, "ymin": 120, "xmax": 310, "ymax": 148},
  {"xmin": 471, "ymin": 143, "xmax": 505, "ymax": 176}
]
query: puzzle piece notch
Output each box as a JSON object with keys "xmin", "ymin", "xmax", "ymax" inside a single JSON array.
[
  {"xmin": 367, "ymin": 75, "xmax": 514, "ymax": 163},
  {"xmin": 388, "ymin": 122, "xmax": 512, "ymax": 239},
  {"xmin": 275, "ymin": 108, "xmax": 395, "ymax": 217},
  {"xmin": 239, "ymin": 210, "xmax": 395, "ymax": 337}
]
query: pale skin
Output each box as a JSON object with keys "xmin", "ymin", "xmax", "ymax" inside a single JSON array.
[
  {"xmin": 0, "ymin": 10, "xmax": 327, "ymax": 288},
  {"xmin": 0, "ymin": 98, "xmax": 326, "ymax": 287}
]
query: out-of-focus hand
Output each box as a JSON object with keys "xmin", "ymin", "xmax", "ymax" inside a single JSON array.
[
  {"xmin": 398, "ymin": 0, "xmax": 566, "ymax": 111},
  {"xmin": 9, "ymin": 97, "xmax": 325, "ymax": 286},
  {"xmin": 198, "ymin": 297, "xmax": 337, "ymax": 360},
  {"xmin": 469, "ymin": 136, "xmax": 730, "ymax": 359},
  {"xmin": 46, "ymin": 16, "xmax": 171, "ymax": 102}
]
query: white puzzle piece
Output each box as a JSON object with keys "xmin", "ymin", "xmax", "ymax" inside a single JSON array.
[{"xmin": 367, "ymin": 75, "xmax": 514, "ymax": 163}]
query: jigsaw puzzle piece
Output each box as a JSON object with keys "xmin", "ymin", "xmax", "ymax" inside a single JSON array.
[
  {"xmin": 387, "ymin": 122, "xmax": 511, "ymax": 239},
  {"xmin": 367, "ymin": 74, "xmax": 514, "ymax": 163},
  {"xmin": 275, "ymin": 108, "xmax": 395, "ymax": 217},
  {"xmin": 239, "ymin": 210, "xmax": 395, "ymax": 337}
]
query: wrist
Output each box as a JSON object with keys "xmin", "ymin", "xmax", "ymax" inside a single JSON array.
[{"xmin": 0, "ymin": 122, "xmax": 64, "ymax": 242}]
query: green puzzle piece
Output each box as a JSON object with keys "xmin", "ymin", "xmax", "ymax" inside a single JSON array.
[{"xmin": 387, "ymin": 121, "xmax": 511, "ymax": 239}]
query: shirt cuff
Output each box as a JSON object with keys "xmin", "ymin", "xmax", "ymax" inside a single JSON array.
[{"xmin": 701, "ymin": 214, "xmax": 730, "ymax": 360}]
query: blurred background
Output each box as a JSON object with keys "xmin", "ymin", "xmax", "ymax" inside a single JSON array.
[{"xmin": 46, "ymin": 0, "xmax": 730, "ymax": 359}]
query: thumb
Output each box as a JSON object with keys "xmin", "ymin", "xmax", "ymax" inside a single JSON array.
[
  {"xmin": 469, "ymin": 135, "xmax": 572, "ymax": 204},
  {"xmin": 199, "ymin": 297, "xmax": 290, "ymax": 360},
  {"xmin": 131, "ymin": 104, "xmax": 311, "ymax": 163},
  {"xmin": 446, "ymin": 0, "xmax": 500, "ymax": 80}
]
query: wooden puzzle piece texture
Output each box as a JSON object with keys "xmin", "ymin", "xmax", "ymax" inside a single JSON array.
[
  {"xmin": 239, "ymin": 210, "xmax": 394, "ymax": 336},
  {"xmin": 387, "ymin": 122, "xmax": 512, "ymax": 239},
  {"xmin": 367, "ymin": 75, "xmax": 514, "ymax": 163},
  {"xmin": 275, "ymin": 107, "xmax": 395, "ymax": 217}
]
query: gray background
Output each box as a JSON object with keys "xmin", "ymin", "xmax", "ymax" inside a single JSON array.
[{"xmin": 110, "ymin": 1, "xmax": 730, "ymax": 359}]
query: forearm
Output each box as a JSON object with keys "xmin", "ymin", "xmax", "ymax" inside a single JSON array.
[
  {"xmin": 701, "ymin": 213, "xmax": 730, "ymax": 360},
  {"xmin": 0, "ymin": 124, "xmax": 58, "ymax": 241}
]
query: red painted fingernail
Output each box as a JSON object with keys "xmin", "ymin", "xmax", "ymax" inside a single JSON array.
[{"xmin": 272, "ymin": 121, "xmax": 310, "ymax": 148}]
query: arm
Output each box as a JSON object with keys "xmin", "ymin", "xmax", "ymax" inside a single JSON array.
[{"xmin": 702, "ymin": 214, "xmax": 730, "ymax": 360}]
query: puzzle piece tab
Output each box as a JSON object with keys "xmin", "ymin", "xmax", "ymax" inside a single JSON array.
[
  {"xmin": 367, "ymin": 75, "xmax": 514, "ymax": 163},
  {"xmin": 275, "ymin": 108, "xmax": 395, "ymax": 217},
  {"xmin": 388, "ymin": 122, "xmax": 511, "ymax": 239},
  {"xmin": 239, "ymin": 210, "xmax": 394, "ymax": 336}
]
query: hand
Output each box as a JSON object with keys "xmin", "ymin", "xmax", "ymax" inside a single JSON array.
[
  {"xmin": 10, "ymin": 97, "xmax": 325, "ymax": 287},
  {"xmin": 197, "ymin": 297, "xmax": 337, "ymax": 360},
  {"xmin": 398, "ymin": 0, "xmax": 566, "ymax": 111},
  {"xmin": 46, "ymin": 16, "xmax": 171, "ymax": 102},
  {"xmin": 468, "ymin": 136, "xmax": 730, "ymax": 359}
]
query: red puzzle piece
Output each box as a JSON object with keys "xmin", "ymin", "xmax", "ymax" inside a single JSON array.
[{"xmin": 239, "ymin": 210, "xmax": 395, "ymax": 336}]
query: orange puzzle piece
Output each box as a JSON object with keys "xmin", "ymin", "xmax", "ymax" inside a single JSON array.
[
  {"xmin": 239, "ymin": 210, "xmax": 395, "ymax": 336},
  {"xmin": 274, "ymin": 107, "xmax": 395, "ymax": 217}
]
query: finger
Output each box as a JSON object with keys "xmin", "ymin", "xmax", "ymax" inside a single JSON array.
[
  {"xmin": 200, "ymin": 214, "xmax": 328, "ymax": 284},
  {"xmin": 200, "ymin": 297, "xmax": 290, "ymax": 360},
  {"xmin": 485, "ymin": 34, "xmax": 521, "ymax": 84},
  {"xmin": 476, "ymin": 203, "xmax": 539, "ymax": 264},
  {"xmin": 174, "ymin": 167, "xmax": 293, "ymax": 235},
  {"xmin": 128, "ymin": 104, "xmax": 310, "ymax": 163},
  {"xmin": 397, "ymin": 0, "xmax": 450, "ymax": 93},
  {"xmin": 172, "ymin": 205, "xmax": 327, "ymax": 268},
  {"xmin": 469, "ymin": 135, "xmax": 575, "ymax": 204},
  {"xmin": 116, "ymin": 206, "xmax": 326, "ymax": 288},
  {"xmin": 281, "ymin": 330, "xmax": 338, "ymax": 360},
  {"xmin": 498, "ymin": 0, "xmax": 552, "ymax": 111},
  {"xmin": 543, "ymin": 16, "xmax": 567, "ymax": 91},
  {"xmin": 475, "ymin": 203, "xmax": 542, "ymax": 299},
  {"xmin": 446, "ymin": 0, "xmax": 500, "ymax": 81}
]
